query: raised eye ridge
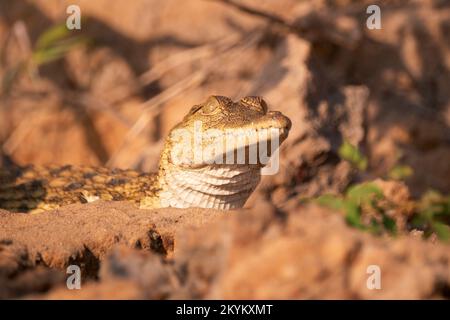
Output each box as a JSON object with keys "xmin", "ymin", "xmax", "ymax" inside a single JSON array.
[
  {"xmin": 201, "ymin": 96, "xmax": 222, "ymax": 114},
  {"xmin": 240, "ymin": 96, "xmax": 268, "ymax": 113}
]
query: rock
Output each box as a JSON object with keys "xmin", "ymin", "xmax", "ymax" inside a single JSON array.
[
  {"xmin": 0, "ymin": 201, "xmax": 222, "ymax": 277},
  {"xmin": 172, "ymin": 203, "xmax": 450, "ymax": 299},
  {"xmin": 39, "ymin": 246, "xmax": 178, "ymax": 299},
  {"xmin": 5, "ymin": 198, "xmax": 450, "ymax": 300},
  {"xmin": 0, "ymin": 240, "xmax": 63, "ymax": 299}
]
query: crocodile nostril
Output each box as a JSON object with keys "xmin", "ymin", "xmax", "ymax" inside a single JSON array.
[
  {"xmin": 268, "ymin": 111, "xmax": 282, "ymax": 117},
  {"xmin": 268, "ymin": 111, "xmax": 291, "ymax": 130}
]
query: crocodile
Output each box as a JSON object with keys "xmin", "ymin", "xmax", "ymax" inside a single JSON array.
[{"xmin": 0, "ymin": 96, "xmax": 291, "ymax": 213}]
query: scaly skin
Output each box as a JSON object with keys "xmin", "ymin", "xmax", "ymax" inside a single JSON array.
[{"xmin": 0, "ymin": 96, "xmax": 291, "ymax": 213}]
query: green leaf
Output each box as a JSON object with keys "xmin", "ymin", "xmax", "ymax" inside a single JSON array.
[
  {"xmin": 410, "ymin": 214, "xmax": 429, "ymax": 229},
  {"xmin": 388, "ymin": 165, "xmax": 413, "ymax": 180},
  {"xmin": 418, "ymin": 190, "xmax": 450, "ymax": 219},
  {"xmin": 368, "ymin": 218, "xmax": 382, "ymax": 234},
  {"xmin": 32, "ymin": 37, "xmax": 87, "ymax": 66},
  {"xmin": 344, "ymin": 202, "xmax": 364, "ymax": 229},
  {"xmin": 431, "ymin": 221, "xmax": 450, "ymax": 242},
  {"xmin": 346, "ymin": 183, "xmax": 383, "ymax": 206},
  {"xmin": 338, "ymin": 140, "xmax": 368, "ymax": 171},
  {"xmin": 32, "ymin": 46, "xmax": 67, "ymax": 65},
  {"xmin": 315, "ymin": 195, "xmax": 345, "ymax": 211},
  {"xmin": 382, "ymin": 215, "xmax": 397, "ymax": 235},
  {"xmin": 35, "ymin": 24, "xmax": 70, "ymax": 50}
]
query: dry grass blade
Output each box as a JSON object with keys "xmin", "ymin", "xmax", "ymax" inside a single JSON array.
[
  {"xmin": 106, "ymin": 70, "xmax": 206, "ymax": 167},
  {"xmin": 139, "ymin": 34, "xmax": 239, "ymax": 86},
  {"xmin": 2, "ymin": 111, "xmax": 42, "ymax": 155},
  {"xmin": 210, "ymin": 0, "xmax": 293, "ymax": 32}
]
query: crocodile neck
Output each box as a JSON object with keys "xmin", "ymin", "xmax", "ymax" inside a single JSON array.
[{"xmin": 156, "ymin": 162, "xmax": 261, "ymax": 210}]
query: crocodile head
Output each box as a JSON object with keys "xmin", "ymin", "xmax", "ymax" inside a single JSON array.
[{"xmin": 155, "ymin": 95, "xmax": 291, "ymax": 209}]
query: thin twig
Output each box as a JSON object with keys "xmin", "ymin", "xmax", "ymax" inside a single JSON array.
[
  {"xmin": 211, "ymin": 0, "xmax": 361, "ymax": 48},
  {"xmin": 210, "ymin": 0, "xmax": 294, "ymax": 33},
  {"xmin": 76, "ymin": 93, "xmax": 134, "ymax": 127},
  {"xmin": 139, "ymin": 34, "xmax": 239, "ymax": 86}
]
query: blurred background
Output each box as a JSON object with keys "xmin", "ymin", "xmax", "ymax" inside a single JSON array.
[{"xmin": 0, "ymin": 0, "xmax": 449, "ymax": 200}]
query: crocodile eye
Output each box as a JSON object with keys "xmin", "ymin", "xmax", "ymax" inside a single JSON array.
[
  {"xmin": 202, "ymin": 104, "xmax": 217, "ymax": 114},
  {"xmin": 201, "ymin": 98, "xmax": 219, "ymax": 114}
]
